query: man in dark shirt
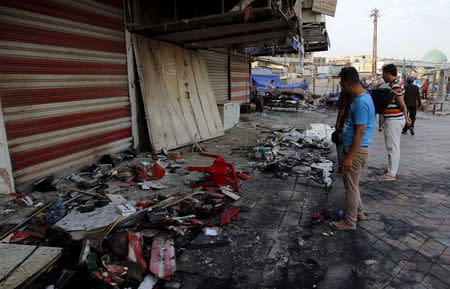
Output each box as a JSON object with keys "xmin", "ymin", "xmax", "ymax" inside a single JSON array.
[{"xmin": 402, "ymin": 77, "xmax": 422, "ymax": 135}]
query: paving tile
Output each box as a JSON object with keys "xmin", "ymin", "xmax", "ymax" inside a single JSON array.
[
  {"xmin": 402, "ymin": 261, "xmax": 433, "ymax": 273},
  {"xmin": 418, "ymin": 245, "xmax": 441, "ymax": 262},
  {"xmin": 428, "ymin": 264, "xmax": 450, "ymax": 284},
  {"xmin": 421, "ymin": 274, "xmax": 448, "ymax": 289},
  {"xmin": 423, "ymin": 238, "xmax": 447, "ymax": 254},
  {"xmin": 397, "ymin": 269, "xmax": 426, "ymax": 283}
]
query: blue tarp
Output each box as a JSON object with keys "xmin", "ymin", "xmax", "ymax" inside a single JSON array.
[
  {"xmin": 252, "ymin": 74, "xmax": 308, "ymax": 90},
  {"xmin": 277, "ymin": 82, "xmax": 309, "ymax": 90},
  {"xmin": 252, "ymin": 74, "xmax": 280, "ymax": 89}
]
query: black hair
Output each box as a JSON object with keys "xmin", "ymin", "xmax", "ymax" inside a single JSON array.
[
  {"xmin": 406, "ymin": 78, "xmax": 414, "ymax": 84},
  {"xmin": 338, "ymin": 66, "xmax": 360, "ymax": 84},
  {"xmin": 382, "ymin": 64, "xmax": 397, "ymax": 77}
]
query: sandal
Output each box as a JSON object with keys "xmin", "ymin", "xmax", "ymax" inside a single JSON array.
[
  {"xmin": 357, "ymin": 214, "xmax": 367, "ymax": 220},
  {"xmin": 374, "ymin": 174, "xmax": 396, "ymax": 181},
  {"xmin": 375, "ymin": 169, "xmax": 387, "ymax": 175},
  {"xmin": 329, "ymin": 220, "xmax": 356, "ymax": 230}
]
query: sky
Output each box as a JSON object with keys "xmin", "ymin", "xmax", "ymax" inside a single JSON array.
[{"xmin": 314, "ymin": 0, "xmax": 450, "ymax": 60}]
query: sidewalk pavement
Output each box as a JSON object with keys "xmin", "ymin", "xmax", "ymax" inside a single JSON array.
[{"xmin": 326, "ymin": 112, "xmax": 450, "ymax": 289}]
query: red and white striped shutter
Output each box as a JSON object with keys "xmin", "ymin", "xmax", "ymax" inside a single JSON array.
[
  {"xmin": 0, "ymin": 0, "xmax": 132, "ymax": 187},
  {"xmin": 230, "ymin": 55, "xmax": 250, "ymax": 102}
]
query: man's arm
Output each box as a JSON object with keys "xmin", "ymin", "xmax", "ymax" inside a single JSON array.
[
  {"xmin": 335, "ymin": 107, "xmax": 346, "ymax": 130},
  {"xmin": 343, "ymin": 124, "xmax": 366, "ymax": 172}
]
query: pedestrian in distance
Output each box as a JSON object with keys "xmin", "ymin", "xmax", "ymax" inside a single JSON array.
[
  {"xmin": 421, "ymin": 79, "xmax": 430, "ymax": 99},
  {"xmin": 330, "ymin": 67, "xmax": 376, "ymax": 230},
  {"xmin": 402, "ymin": 76, "xmax": 422, "ymax": 135},
  {"xmin": 375, "ymin": 64, "xmax": 411, "ymax": 181}
]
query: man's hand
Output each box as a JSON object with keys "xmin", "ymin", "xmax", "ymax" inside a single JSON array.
[
  {"xmin": 405, "ymin": 117, "xmax": 412, "ymax": 126},
  {"xmin": 343, "ymin": 155, "xmax": 354, "ymax": 172}
]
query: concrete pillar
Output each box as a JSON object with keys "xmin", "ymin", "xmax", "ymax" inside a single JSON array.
[
  {"xmin": 437, "ymin": 69, "xmax": 446, "ymax": 101},
  {"xmin": 430, "ymin": 72, "xmax": 436, "ymax": 98}
]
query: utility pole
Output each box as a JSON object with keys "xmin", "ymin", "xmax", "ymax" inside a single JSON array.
[{"xmin": 370, "ymin": 8, "xmax": 380, "ymax": 78}]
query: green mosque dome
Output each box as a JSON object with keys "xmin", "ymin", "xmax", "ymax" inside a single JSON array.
[{"xmin": 421, "ymin": 48, "xmax": 447, "ymax": 63}]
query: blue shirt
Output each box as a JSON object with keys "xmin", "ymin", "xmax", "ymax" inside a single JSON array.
[{"xmin": 342, "ymin": 92, "xmax": 376, "ymax": 147}]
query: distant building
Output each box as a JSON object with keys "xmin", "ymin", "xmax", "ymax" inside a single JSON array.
[{"xmin": 422, "ymin": 49, "xmax": 448, "ymax": 63}]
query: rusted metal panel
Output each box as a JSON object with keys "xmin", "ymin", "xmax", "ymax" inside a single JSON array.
[
  {"xmin": 0, "ymin": 0, "xmax": 131, "ymax": 188},
  {"xmin": 230, "ymin": 55, "xmax": 250, "ymax": 102}
]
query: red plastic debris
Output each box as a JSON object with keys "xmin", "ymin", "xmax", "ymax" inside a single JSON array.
[
  {"xmin": 10, "ymin": 230, "xmax": 45, "ymax": 242},
  {"xmin": 208, "ymin": 192, "xmax": 225, "ymax": 199},
  {"xmin": 191, "ymin": 219, "xmax": 205, "ymax": 226},
  {"xmin": 150, "ymin": 235, "xmax": 176, "ymax": 279},
  {"xmin": 311, "ymin": 213, "xmax": 324, "ymax": 224},
  {"xmin": 219, "ymin": 208, "xmax": 241, "ymax": 227},
  {"xmin": 136, "ymin": 163, "xmax": 165, "ymax": 181},
  {"xmin": 8, "ymin": 193, "xmax": 24, "ymax": 198},
  {"xmin": 187, "ymin": 153, "xmax": 240, "ymax": 193},
  {"xmin": 136, "ymin": 166, "xmax": 151, "ymax": 180},
  {"xmin": 151, "ymin": 162, "xmax": 165, "ymax": 180},
  {"xmin": 234, "ymin": 215, "xmax": 248, "ymax": 221},
  {"xmin": 127, "ymin": 232, "xmax": 147, "ymax": 269},
  {"xmin": 237, "ymin": 173, "xmax": 252, "ymax": 180}
]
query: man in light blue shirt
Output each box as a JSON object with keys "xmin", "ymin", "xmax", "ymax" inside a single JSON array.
[{"xmin": 330, "ymin": 67, "xmax": 376, "ymax": 230}]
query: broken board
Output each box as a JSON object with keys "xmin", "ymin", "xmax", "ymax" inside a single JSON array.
[
  {"xmin": 0, "ymin": 243, "xmax": 62, "ymax": 289},
  {"xmin": 149, "ymin": 235, "xmax": 176, "ymax": 279},
  {"xmin": 132, "ymin": 36, "xmax": 224, "ymax": 152}
]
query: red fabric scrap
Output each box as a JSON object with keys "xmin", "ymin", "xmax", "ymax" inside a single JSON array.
[
  {"xmin": 127, "ymin": 232, "xmax": 147, "ymax": 269},
  {"xmin": 220, "ymin": 208, "xmax": 241, "ymax": 227}
]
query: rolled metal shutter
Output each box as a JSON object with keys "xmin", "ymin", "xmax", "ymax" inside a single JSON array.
[
  {"xmin": 0, "ymin": 0, "xmax": 131, "ymax": 187},
  {"xmin": 230, "ymin": 54, "xmax": 250, "ymax": 102},
  {"xmin": 200, "ymin": 50, "xmax": 228, "ymax": 102}
]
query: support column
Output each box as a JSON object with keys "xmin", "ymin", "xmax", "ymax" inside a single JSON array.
[
  {"xmin": 437, "ymin": 69, "xmax": 446, "ymax": 101},
  {"xmin": 430, "ymin": 72, "xmax": 436, "ymax": 98}
]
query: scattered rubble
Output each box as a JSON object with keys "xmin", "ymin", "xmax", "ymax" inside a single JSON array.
[
  {"xmin": 0, "ymin": 151, "xmax": 251, "ymax": 288},
  {"xmin": 247, "ymin": 124, "xmax": 335, "ymax": 187}
]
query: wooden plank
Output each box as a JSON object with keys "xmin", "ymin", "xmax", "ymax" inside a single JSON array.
[
  {"xmin": 189, "ymin": 50, "xmax": 218, "ymax": 136},
  {"xmin": 146, "ymin": 40, "xmax": 177, "ymax": 149},
  {"xmin": 133, "ymin": 37, "xmax": 224, "ymax": 152},
  {"xmin": 132, "ymin": 35, "xmax": 167, "ymax": 151},
  {"xmin": 154, "ymin": 41, "xmax": 192, "ymax": 147},
  {"xmin": 0, "ymin": 243, "xmax": 62, "ymax": 289},
  {"xmin": 174, "ymin": 45, "xmax": 202, "ymax": 142},
  {"xmin": 180, "ymin": 49, "xmax": 210, "ymax": 140}
]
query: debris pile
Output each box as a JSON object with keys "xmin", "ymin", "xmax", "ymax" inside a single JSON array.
[
  {"xmin": 264, "ymin": 89, "xmax": 327, "ymax": 111},
  {"xmin": 0, "ymin": 150, "xmax": 250, "ymax": 289},
  {"xmin": 248, "ymin": 124, "xmax": 335, "ymax": 187}
]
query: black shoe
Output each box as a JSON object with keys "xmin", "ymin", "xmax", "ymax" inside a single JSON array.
[
  {"xmin": 410, "ymin": 128, "xmax": 415, "ymax": 135},
  {"xmin": 402, "ymin": 130, "xmax": 407, "ymax": 134}
]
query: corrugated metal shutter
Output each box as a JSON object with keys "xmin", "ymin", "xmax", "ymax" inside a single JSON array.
[
  {"xmin": 0, "ymin": 0, "xmax": 131, "ymax": 187},
  {"xmin": 230, "ymin": 55, "xmax": 250, "ymax": 102},
  {"xmin": 200, "ymin": 50, "xmax": 228, "ymax": 102}
]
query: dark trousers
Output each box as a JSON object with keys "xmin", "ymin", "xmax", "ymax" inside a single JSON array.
[
  {"xmin": 422, "ymin": 90, "xmax": 428, "ymax": 99},
  {"xmin": 403, "ymin": 107, "xmax": 417, "ymax": 131}
]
